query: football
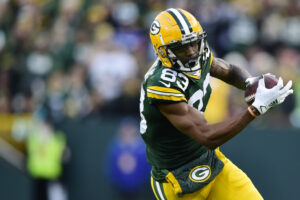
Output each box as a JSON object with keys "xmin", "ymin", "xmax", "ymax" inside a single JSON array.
[{"xmin": 245, "ymin": 74, "xmax": 278, "ymax": 105}]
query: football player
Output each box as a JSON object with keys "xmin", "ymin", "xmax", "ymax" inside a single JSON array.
[{"xmin": 139, "ymin": 8, "xmax": 293, "ymax": 200}]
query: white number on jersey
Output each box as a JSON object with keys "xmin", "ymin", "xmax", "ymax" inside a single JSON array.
[
  {"xmin": 160, "ymin": 68, "xmax": 189, "ymax": 91},
  {"xmin": 187, "ymin": 73, "xmax": 210, "ymax": 112},
  {"xmin": 139, "ymin": 86, "xmax": 147, "ymax": 134}
]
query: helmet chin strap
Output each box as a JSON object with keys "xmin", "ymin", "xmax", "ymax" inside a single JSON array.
[
  {"xmin": 183, "ymin": 56, "xmax": 199, "ymax": 68},
  {"xmin": 175, "ymin": 57, "xmax": 200, "ymax": 73},
  {"xmin": 169, "ymin": 50, "xmax": 201, "ymax": 73},
  {"xmin": 199, "ymin": 38, "xmax": 205, "ymax": 56}
]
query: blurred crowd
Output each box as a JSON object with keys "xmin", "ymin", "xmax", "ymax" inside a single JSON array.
[{"xmin": 0, "ymin": 0, "xmax": 300, "ymax": 128}]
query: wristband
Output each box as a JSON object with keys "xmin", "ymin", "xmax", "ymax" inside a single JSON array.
[{"xmin": 248, "ymin": 106, "xmax": 258, "ymax": 118}]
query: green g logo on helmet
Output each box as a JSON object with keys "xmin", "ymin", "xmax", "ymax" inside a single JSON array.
[
  {"xmin": 150, "ymin": 20, "xmax": 161, "ymax": 35},
  {"xmin": 189, "ymin": 165, "xmax": 211, "ymax": 182}
]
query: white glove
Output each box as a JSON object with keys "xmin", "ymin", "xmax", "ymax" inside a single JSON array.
[
  {"xmin": 245, "ymin": 73, "xmax": 276, "ymax": 87},
  {"xmin": 245, "ymin": 77, "xmax": 258, "ymax": 87},
  {"xmin": 252, "ymin": 76, "xmax": 293, "ymax": 114}
]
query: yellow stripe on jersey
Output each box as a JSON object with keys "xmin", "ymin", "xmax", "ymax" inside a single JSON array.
[
  {"xmin": 147, "ymin": 86, "xmax": 186, "ymax": 101},
  {"xmin": 147, "ymin": 92, "xmax": 187, "ymax": 102},
  {"xmin": 209, "ymin": 52, "xmax": 213, "ymax": 67},
  {"xmin": 186, "ymin": 74, "xmax": 200, "ymax": 79},
  {"xmin": 151, "ymin": 177, "xmax": 160, "ymax": 200},
  {"xmin": 148, "ymin": 86, "xmax": 182, "ymax": 94}
]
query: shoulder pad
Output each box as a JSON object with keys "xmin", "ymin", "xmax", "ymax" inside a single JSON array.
[{"xmin": 146, "ymin": 67, "xmax": 188, "ymax": 104}]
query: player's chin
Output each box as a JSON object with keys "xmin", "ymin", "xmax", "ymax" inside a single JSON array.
[{"xmin": 180, "ymin": 56, "xmax": 198, "ymax": 65}]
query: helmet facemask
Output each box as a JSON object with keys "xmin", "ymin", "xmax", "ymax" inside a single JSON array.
[{"xmin": 161, "ymin": 31, "xmax": 207, "ymax": 73}]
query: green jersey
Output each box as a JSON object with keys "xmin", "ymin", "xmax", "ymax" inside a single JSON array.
[{"xmin": 140, "ymin": 49, "xmax": 223, "ymax": 175}]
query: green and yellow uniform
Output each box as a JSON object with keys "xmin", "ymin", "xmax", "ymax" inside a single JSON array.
[
  {"xmin": 140, "ymin": 52, "xmax": 263, "ymax": 199},
  {"xmin": 140, "ymin": 47, "xmax": 216, "ymax": 167},
  {"xmin": 140, "ymin": 48, "xmax": 223, "ymax": 190},
  {"xmin": 143, "ymin": 7, "xmax": 263, "ymax": 200}
]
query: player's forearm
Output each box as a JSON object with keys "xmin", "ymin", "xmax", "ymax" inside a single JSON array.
[
  {"xmin": 201, "ymin": 109, "xmax": 255, "ymax": 149},
  {"xmin": 178, "ymin": 105, "xmax": 255, "ymax": 150},
  {"xmin": 158, "ymin": 102, "xmax": 256, "ymax": 150},
  {"xmin": 210, "ymin": 58, "xmax": 251, "ymax": 90}
]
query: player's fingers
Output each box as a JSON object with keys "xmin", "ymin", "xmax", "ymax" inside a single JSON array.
[
  {"xmin": 278, "ymin": 89, "xmax": 293, "ymax": 103},
  {"xmin": 258, "ymin": 77, "xmax": 265, "ymax": 88},
  {"xmin": 282, "ymin": 89, "xmax": 293, "ymax": 98},
  {"xmin": 275, "ymin": 77, "xmax": 283, "ymax": 89},
  {"xmin": 279, "ymin": 80, "xmax": 292, "ymax": 95},
  {"xmin": 246, "ymin": 77, "xmax": 256, "ymax": 86}
]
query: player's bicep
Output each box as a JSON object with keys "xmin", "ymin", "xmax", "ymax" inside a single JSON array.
[
  {"xmin": 210, "ymin": 57, "xmax": 231, "ymax": 79},
  {"xmin": 211, "ymin": 57, "xmax": 250, "ymax": 90},
  {"xmin": 157, "ymin": 102, "xmax": 208, "ymax": 140}
]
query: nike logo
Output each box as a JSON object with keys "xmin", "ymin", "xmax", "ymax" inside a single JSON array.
[
  {"xmin": 259, "ymin": 105, "xmax": 267, "ymax": 113},
  {"xmin": 159, "ymin": 81, "xmax": 171, "ymax": 87}
]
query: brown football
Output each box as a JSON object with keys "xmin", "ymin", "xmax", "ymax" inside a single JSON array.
[{"xmin": 245, "ymin": 74, "xmax": 278, "ymax": 105}]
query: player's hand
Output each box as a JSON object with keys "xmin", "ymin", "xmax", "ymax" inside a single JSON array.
[
  {"xmin": 252, "ymin": 75, "xmax": 293, "ymax": 114},
  {"xmin": 245, "ymin": 77, "xmax": 257, "ymax": 87},
  {"xmin": 245, "ymin": 73, "xmax": 276, "ymax": 88}
]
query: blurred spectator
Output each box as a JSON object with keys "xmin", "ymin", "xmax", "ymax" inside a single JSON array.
[
  {"xmin": 204, "ymin": 77, "xmax": 231, "ymax": 124},
  {"xmin": 0, "ymin": 91, "xmax": 10, "ymax": 113},
  {"xmin": 104, "ymin": 117, "xmax": 151, "ymax": 200},
  {"xmin": 26, "ymin": 32, "xmax": 53, "ymax": 76},
  {"xmin": 88, "ymin": 23, "xmax": 138, "ymax": 103},
  {"xmin": 43, "ymin": 71, "xmax": 68, "ymax": 124},
  {"xmin": 26, "ymin": 119, "xmax": 68, "ymax": 200},
  {"xmin": 0, "ymin": 0, "xmax": 299, "ymax": 126},
  {"xmin": 64, "ymin": 65, "xmax": 91, "ymax": 119}
]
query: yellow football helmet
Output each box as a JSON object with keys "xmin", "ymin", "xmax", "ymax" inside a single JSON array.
[{"xmin": 149, "ymin": 8, "xmax": 207, "ymax": 73}]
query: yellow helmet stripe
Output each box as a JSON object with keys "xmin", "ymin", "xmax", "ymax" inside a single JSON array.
[{"xmin": 167, "ymin": 8, "xmax": 191, "ymax": 35}]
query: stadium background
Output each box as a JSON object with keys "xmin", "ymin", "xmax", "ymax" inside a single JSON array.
[{"xmin": 0, "ymin": 0, "xmax": 300, "ymax": 199}]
